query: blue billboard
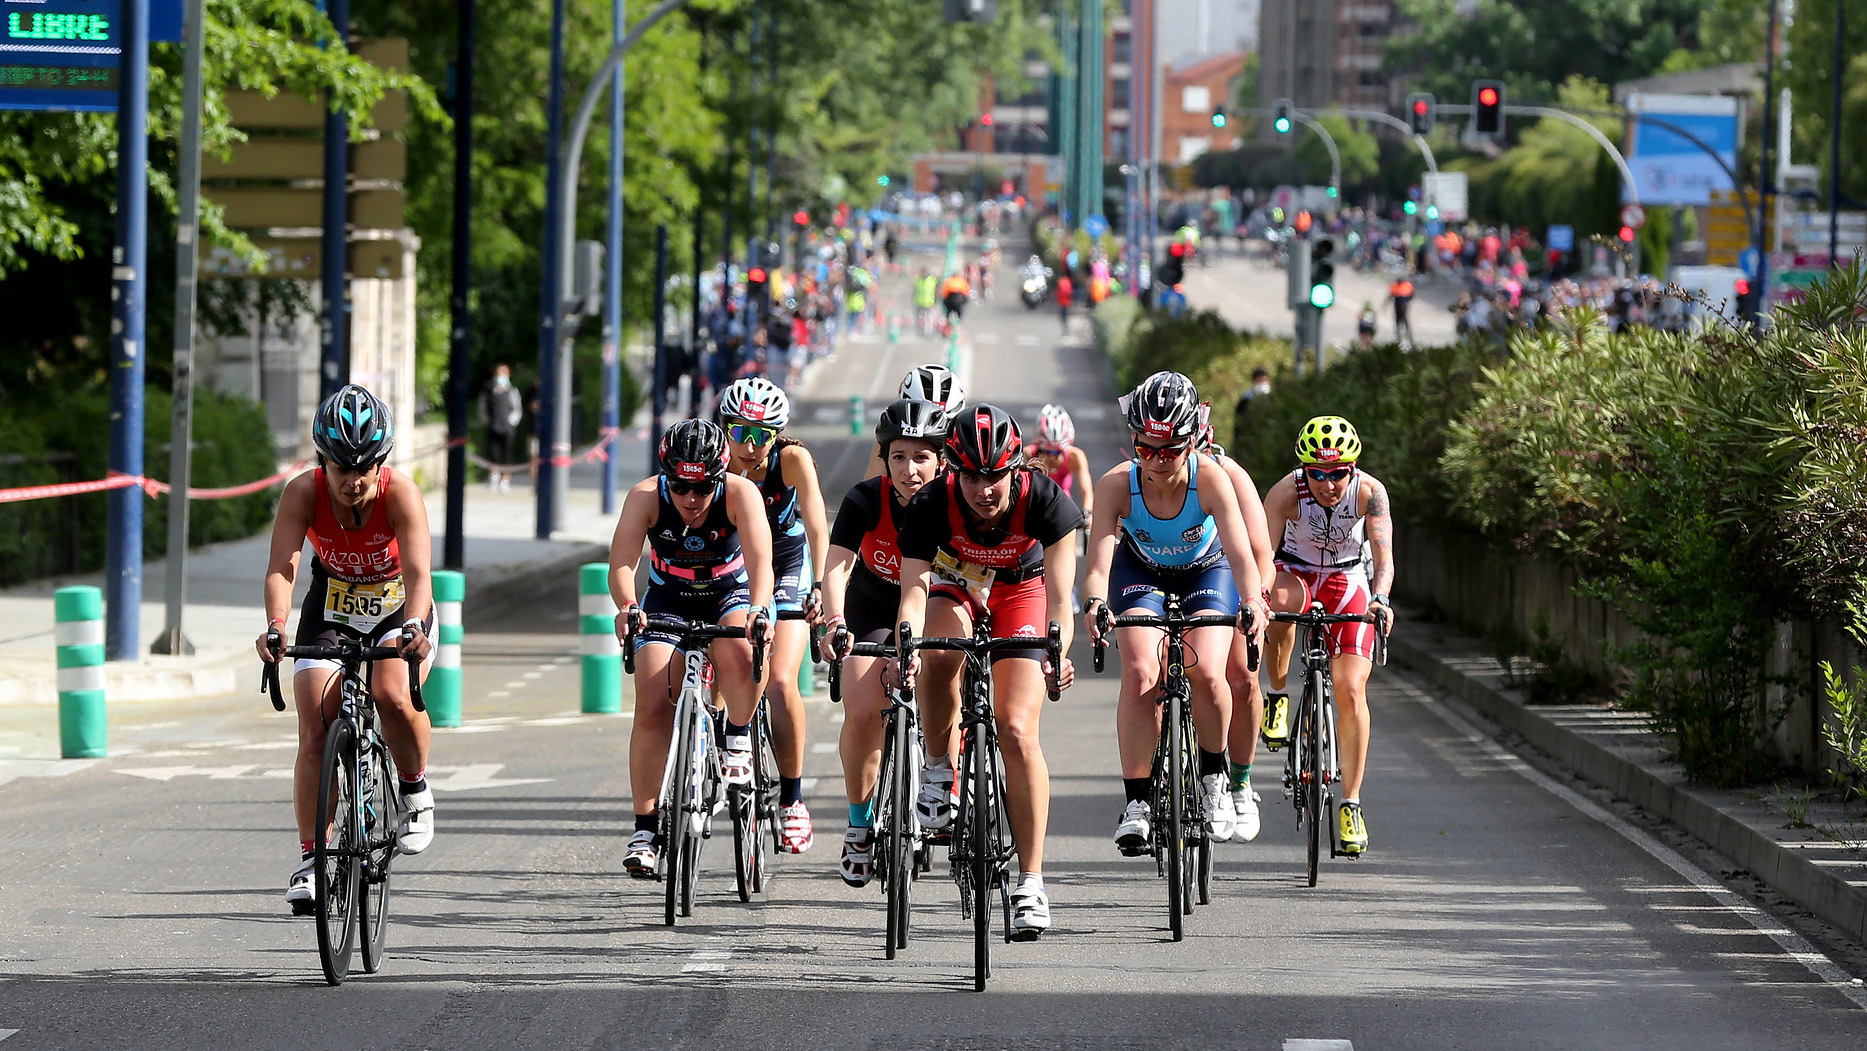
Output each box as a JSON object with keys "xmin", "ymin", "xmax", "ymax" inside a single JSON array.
[
  {"xmin": 0, "ymin": 0, "xmax": 182, "ymax": 112},
  {"xmin": 1624, "ymin": 93, "xmax": 1740, "ymax": 207}
]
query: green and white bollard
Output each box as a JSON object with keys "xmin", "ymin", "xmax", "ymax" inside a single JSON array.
[
  {"xmin": 580, "ymin": 562, "xmax": 622, "ymax": 714},
  {"xmin": 54, "ymin": 585, "xmax": 105, "ymax": 758},
  {"xmin": 946, "ymin": 330, "xmax": 960, "ymax": 372},
  {"xmin": 428, "ymin": 570, "xmax": 465, "ymax": 727},
  {"xmin": 849, "ymin": 394, "xmax": 865, "ymax": 436}
]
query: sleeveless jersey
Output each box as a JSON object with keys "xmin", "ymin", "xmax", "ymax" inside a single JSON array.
[
  {"xmin": 1276, "ymin": 468, "xmax": 1368, "ymax": 572},
  {"xmin": 757, "ymin": 445, "xmax": 805, "ymax": 539},
  {"xmin": 647, "ymin": 478, "xmax": 747, "ymax": 589},
  {"xmin": 853, "ymin": 478, "xmax": 905, "ymax": 587},
  {"xmin": 936, "ymin": 471, "xmax": 1038, "ymax": 580},
  {"xmin": 1119, "ymin": 457, "xmax": 1221, "ymax": 571},
  {"xmin": 308, "ymin": 466, "xmax": 402, "ymax": 584},
  {"xmin": 1047, "ymin": 457, "xmax": 1074, "ymax": 496}
]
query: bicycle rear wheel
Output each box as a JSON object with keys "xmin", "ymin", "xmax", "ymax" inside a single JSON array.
[
  {"xmin": 1164, "ymin": 694, "xmax": 1186, "ymax": 941},
  {"xmin": 754, "ymin": 706, "xmax": 779, "ymax": 892},
  {"xmin": 731, "ymin": 706, "xmax": 768, "ymax": 902},
  {"xmin": 358, "ymin": 742, "xmax": 397, "ymax": 974},
  {"xmin": 1305, "ymin": 677, "xmax": 1326, "ymax": 888},
  {"xmin": 314, "ymin": 721, "xmax": 361, "ymax": 985}
]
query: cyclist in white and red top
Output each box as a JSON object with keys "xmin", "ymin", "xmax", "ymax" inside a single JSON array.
[
  {"xmin": 257, "ymin": 385, "xmax": 435, "ymax": 914},
  {"xmin": 1260, "ymin": 415, "xmax": 1394, "ymax": 856},
  {"xmin": 821, "ymin": 398, "xmax": 949, "ymax": 886},
  {"xmin": 896, "ymin": 405, "xmax": 1081, "ymax": 936}
]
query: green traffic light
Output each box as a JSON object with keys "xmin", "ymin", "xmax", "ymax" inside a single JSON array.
[
  {"xmin": 877, "ymin": 174, "xmax": 890, "ymax": 186},
  {"xmin": 1309, "ymin": 284, "xmax": 1336, "ymax": 309},
  {"xmin": 1403, "ymin": 201, "xmax": 1418, "ymax": 215},
  {"xmin": 1426, "ymin": 205, "xmax": 1439, "ymax": 220},
  {"xmin": 1327, "ymin": 186, "xmax": 1338, "ymax": 198},
  {"xmin": 1212, "ymin": 114, "xmax": 1226, "ymax": 128},
  {"xmin": 1274, "ymin": 117, "xmax": 1291, "ymax": 134}
]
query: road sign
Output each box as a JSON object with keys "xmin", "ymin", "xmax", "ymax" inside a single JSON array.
[
  {"xmin": 1421, "ymin": 172, "xmax": 1468, "ymax": 222},
  {"xmin": 1738, "ymin": 245, "xmax": 1761, "ymax": 279},
  {"xmin": 1620, "ymin": 203, "xmax": 1646, "ymax": 229},
  {"xmin": 1546, "ymin": 225, "xmax": 1575, "ymax": 253},
  {"xmin": 0, "ymin": 0, "xmax": 183, "ymax": 111},
  {"xmin": 1766, "ymin": 251, "xmax": 1853, "ymax": 305},
  {"xmin": 1084, "ymin": 213, "xmax": 1109, "ymax": 238}
]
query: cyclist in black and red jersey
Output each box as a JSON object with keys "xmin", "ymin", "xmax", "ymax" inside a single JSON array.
[
  {"xmin": 821, "ymin": 398, "xmax": 950, "ymax": 885},
  {"xmin": 896, "ymin": 405, "xmax": 1081, "ymax": 936}
]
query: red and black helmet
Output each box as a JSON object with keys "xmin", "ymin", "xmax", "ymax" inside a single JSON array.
[
  {"xmin": 658, "ymin": 418, "xmax": 729, "ymax": 484},
  {"xmin": 947, "ymin": 404, "xmax": 1025, "ymax": 473}
]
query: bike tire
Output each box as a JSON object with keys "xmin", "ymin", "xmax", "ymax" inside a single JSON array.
[
  {"xmin": 1165, "ymin": 694, "xmax": 1186, "ymax": 941},
  {"xmin": 681, "ymin": 733, "xmax": 712, "ymax": 918},
  {"xmin": 970, "ymin": 723, "xmax": 992, "ymax": 992},
  {"xmin": 879, "ymin": 717, "xmax": 905, "ymax": 959},
  {"xmin": 755, "ymin": 707, "xmax": 779, "ymax": 892},
  {"xmin": 731, "ymin": 780, "xmax": 758, "ymax": 903},
  {"xmin": 1180, "ymin": 697, "xmax": 1207, "ymax": 911},
  {"xmin": 358, "ymin": 743, "xmax": 397, "ymax": 974},
  {"xmin": 662, "ymin": 701, "xmax": 694, "ymax": 927},
  {"xmin": 1306, "ymin": 676, "xmax": 1326, "ymax": 888},
  {"xmin": 314, "ymin": 721, "xmax": 361, "ymax": 986}
]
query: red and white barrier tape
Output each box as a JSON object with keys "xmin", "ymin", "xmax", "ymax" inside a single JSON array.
[
  {"xmin": 0, "ymin": 461, "xmax": 311, "ymax": 505},
  {"xmin": 466, "ymin": 427, "xmax": 625, "ymax": 472}
]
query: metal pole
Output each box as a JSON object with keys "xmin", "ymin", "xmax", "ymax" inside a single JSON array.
[
  {"xmin": 601, "ymin": 0, "xmax": 625, "ymax": 515},
  {"xmin": 1290, "ymin": 112, "xmax": 1340, "ymax": 200},
  {"xmin": 764, "ymin": 5, "xmax": 777, "ymax": 243},
  {"xmin": 105, "ymin": 0, "xmax": 150, "ymax": 661},
  {"xmin": 745, "ymin": 11, "xmax": 761, "ymax": 307},
  {"xmin": 652, "ymin": 224, "xmax": 670, "ymax": 462},
  {"xmin": 1147, "ymin": 0, "xmax": 1163, "ymax": 268},
  {"xmin": 1758, "ymin": 0, "xmax": 1779, "ymax": 303},
  {"xmin": 444, "ymin": 0, "xmax": 474, "ymax": 569},
  {"xmin": 535, "ymin": 0, "xmax": 568, "ymax": 538},
  {"xmin": 689, "ymin": 28, "xmax": 708, "ymax": 425},
  {"xmin": 1830, "ymin": 0, "xmax": 1845, "ymax": 263},
  {"xmin": 318, "ymin": 0, "xmax": 350, "ymax": 403},
  {"xmin": 155, "ymin": 0, "xmax": 204, "ymax": 657},
  {"xmin": 1055, "ymin": 2, "xmax": 1076, "ymax": 224}
]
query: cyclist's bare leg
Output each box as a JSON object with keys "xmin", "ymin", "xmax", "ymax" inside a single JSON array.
[
  {"xmin": 292, "ymin": 666, "xmax": 343, "ymax": 840},
  {"xmin": 915, "ymin": 598, "xmax": 970, "ymax": 763},
  {"xmin": 1225, "ymin": 637, "xmax": 1263, "ymax": 766},
  {"xmin": 371, "ymin": 654, "xmax": 432, "ymax": 782},
  {"xmin": 707, "ymin": 609, "xmax": 760, "ymax": 727},
  {"xmin": 1185, "ymin": 623, "xmax": 1233, "ymax": 749},
  {"xmin": 1331, "ymin": 653, "xmax": 1375, "ymax": 799},
  {"xmin": 837, "ymin": 655, "xmax": 889, "ymax": 806},
  {"xmin": 627, "ymin": 643, "xmax": 678, "ymax": 818},
  {"xmin": 1265, "ymin": 570, "xmax": 1308, "ymax": 692},
  {"xmin": 992, "ymin": 657, "xmax": 1050, "ymax": 875},
  {"xmin": 1113, "ymin": 623, "xmax": 1164, "ymax": 778},
  {"xmin": 765, "ymin": 617, "xmax": 809, "ymax": 780}
]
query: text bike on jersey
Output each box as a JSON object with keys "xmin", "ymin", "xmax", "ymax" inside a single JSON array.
[
  {"xmin": 895, "ymin": 405, "xmax": 1082, "ymax": 936},
  {"xmin": 606, "ymin": 419, "xmax": 776, "ymax": 877},
  {"xmin": 1260, "ymin": 415, "xmax": 1395, "ymax": 856},
  {"xmin": 257, "ymin": 384, "xmax": 437, "ymax": 913}
]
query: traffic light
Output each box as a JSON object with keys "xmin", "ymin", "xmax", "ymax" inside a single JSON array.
[
  {"xmin": 746, "ymin": 265, "xmax": 769, "ymax": 307},
  {"xmin": 1273, "ymin": 98, "xmax": 1293, "ymax": 135},
  {"xmin": 1210, "ymin": 106, "xmax": 1227, "ymax": 129},
  {"xmin": 877, "ymin": 174, "xmax": 891, "ymax": 186},
  {"xmin": 793, "ymin": 209, "xmax": 809, "ymax": 228},
  {"xmin": 1158, "ymin": 243, "xmax": 1186, "ymax": 288},
  {"xmin": 1308, "ymin": 238, "xmax": 1336, "ymax": 309},
  {"xmin": 1293, "ymin": 209, "xmax": 1313, "ymax": 235},
  {"xmin": 1472, "ymin": 80, "xmax": 1505, "ymax": 138},
  {"xmin": 1405, "ymin": 92, "xmax": 1436, "ymax": 136},
  {"xmin": 1402, "ymin": 200, "xmax": 1418, "ymax": 216},
  {"xmin": 980, "ymin": 113, "xmax": 995, "ymax": 128},
  {"xmin": 1617, "ymin": 225, "xmax": 1636, "ymax": 243},
  {"xmin": 1425, "ymin": 205, "xmax": 1439, "ymax": 220}
]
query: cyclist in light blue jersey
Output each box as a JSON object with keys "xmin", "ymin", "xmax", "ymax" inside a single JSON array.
[{"xmin": 1082, "ymin": 372, "xmax": 1268, "ymax": 853}]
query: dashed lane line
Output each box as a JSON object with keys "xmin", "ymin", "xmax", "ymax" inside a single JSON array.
[
  {"xmin": 1284, "ymin": 1041, "xmax": 1352, "ymax": 1051},
  {"xmin": 681, "ymin": 948, "xmax": 733, "ymax": 974}
]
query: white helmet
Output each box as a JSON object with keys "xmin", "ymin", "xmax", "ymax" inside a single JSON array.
[
  {"xmin": 899, "ymin": 365, "xmax": 965, "ymax": 414},
  {"xmin": 1036, "ymin": 404, "xmax": 1075, "ymax": 448},
  {"xmin": 718, "ymin": 377, "xmax": 791, "ymax": 428}
]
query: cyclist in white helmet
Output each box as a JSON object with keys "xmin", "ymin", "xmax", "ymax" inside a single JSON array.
[{"xmin": 866, "ymin": 364, "xmax": 967, "ymax": 479}]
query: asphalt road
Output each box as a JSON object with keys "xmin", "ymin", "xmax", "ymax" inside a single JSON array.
[{"xmin": 2, "ymin": 245, "xmax": 1864, "ymax": 1050}]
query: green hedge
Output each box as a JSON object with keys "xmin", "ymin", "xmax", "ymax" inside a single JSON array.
[{"xmin": 0, "ymin": 388, "xmax": 278, "ymax": 587}]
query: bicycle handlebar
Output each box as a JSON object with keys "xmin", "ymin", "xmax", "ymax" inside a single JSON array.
[
  {"xmin": 776, "ymin": 608, "xmax": 821, "ymax": 665},
  {"xmin": 1089, "ymin": 602, "xmax": 1261, "ymax": 673},
  {"xmin": 823, "ymin": 625, "xmax": 899, "ymax": 704},
  {"xmin": 620, "ymin": 612, "xmax": 770, "ymax": 682},
  {"xmin": 261, "ymin": 643, "xmax": 424, "ymax": 714},
  {"xmin": 895, "ymin": 620, "xmax": 1067, "ymax": 703},
  {"xmin": 1270, "ymin": 604, "xmax": 1390, "ymax": 666}
]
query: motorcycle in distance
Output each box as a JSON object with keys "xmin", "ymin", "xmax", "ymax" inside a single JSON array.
[{"xmin": 1020, "ymin": 267, "xmax": 1051, "ymax": 309}]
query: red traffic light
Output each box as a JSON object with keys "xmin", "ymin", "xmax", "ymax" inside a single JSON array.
[
  {"xmin": 980, "ymin": 113, "xmax": 995, "ymax": 127},
  {"xmin": 1735, "ymin": 278, "xmax": 1750, "ymax": 296},
  {"xmin": 1168, "ymin": 242, "xmax": 1186, "ymax": 258},
  {"xmin": 748, "ymin": 267, "xmax": 768, "ymax": 283},
  {"xmin": 1412, "ymin": 99, "xmax": 1429, "ymax": 115},
  {"xmin": 1294, "ymin": 210, "xmax": 1313, "ymax": 234},
  {"xmin": 1617, "ymin": 226, "xmax": 1635, "ymax": 243},
  {"xmin": 1478, "ymin": 87, "xmax": 1499, "ymax": 107},
  {"xmin": 793, "ymin": 210, "xmax": 809, "ymax": 226}
]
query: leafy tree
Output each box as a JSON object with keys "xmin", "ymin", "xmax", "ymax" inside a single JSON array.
[{"xmin": 1783, "ymin": 0, "xmax": 1867, "ymax": 210}]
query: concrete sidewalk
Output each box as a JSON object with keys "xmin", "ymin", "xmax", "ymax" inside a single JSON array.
[{"xmin": 1391, "ymin": 608, "xmax": 1867, "ymax": 948}]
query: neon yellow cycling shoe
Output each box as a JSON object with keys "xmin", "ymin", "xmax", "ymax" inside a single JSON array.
[
  {"xmin": 1338, "ymin": 802, "xmax": 1368, "ymax": 856},
  {"xmin": 1260, "ymin": 693, "xmax": 1290, "ymax": 750}
]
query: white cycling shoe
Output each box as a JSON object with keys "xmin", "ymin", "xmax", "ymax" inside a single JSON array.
[
  {"xmin": 400, "ymin": 788, "xmax": 435, "ymax": 855},
  {"xmin": 1200, "ymin": 774, "xmax": 1236, "ymax": 843},
  {"xmin": 1232, "ymin": 784, "xmax": 1262, "ymax": 842}
]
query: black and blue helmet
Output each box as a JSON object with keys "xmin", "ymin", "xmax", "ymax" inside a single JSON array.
[{"xmin": 313, "ymin": 384, "xmax": 395, "ymax": 469}]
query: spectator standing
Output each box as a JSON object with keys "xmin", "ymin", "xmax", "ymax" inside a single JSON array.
[{"xmin": 480, "ymin": 364, "xmax": 524, "ymax": 492}]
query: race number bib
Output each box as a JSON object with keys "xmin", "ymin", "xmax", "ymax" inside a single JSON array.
[
  {"xmin": 323, "ymin": 576, "xmax": 405, "ymax": 634},
  {"xmin": 932, "ymin": 550, "xmax": 995, "ymax": 601}
]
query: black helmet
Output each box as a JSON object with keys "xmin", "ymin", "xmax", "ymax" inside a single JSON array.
[
  {"xmin": 659, "ymin": 418, "xmax": 728, "ymax": 484},
  {"xmin": 1121, "ymin": 370, "xmax": 1203, "ymax": 443},
  {"xmin": 312, "ymin": 384, "xmax": 395, "ymax": 469},
  {"xmin": 947, "ymin": 404, "xmax": 1024, "ymax": 473},
  {"xmin": 876, "ymin": 398, "xmax": 951, "ymax": 450}
]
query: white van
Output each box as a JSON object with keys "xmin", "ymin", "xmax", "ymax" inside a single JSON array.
[{"xmin": 1668, "ymin": 265, "xmax": 1749, "ymax": 322}]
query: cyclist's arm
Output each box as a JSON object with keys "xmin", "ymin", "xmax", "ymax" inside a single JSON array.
[
  {"xmin": 1260, "ymin": 474, "xmax": 1299, "ymax": 569},
  {"xmin": 1193, "ymin": 455, "xmax": 1262, "ymax": 602},
  {"xmin": 261, "ymin": 473, "xmax": 315, "ymax": 626},
  {"xmin": 1221, "ymin": 457, "xmax": 1276, "ymax": 591},
  {"xmin": 606, "ymin": 482, "xmax": 657, "ymax": 612},
  {"xmin": 820, "ymin": 545, "xmax": 858, "ymax": 625},
  {"xmin": 1042, "ymin": 536, "xmax": 1076, "ymax": 656},
  {"xmin": 896, "ymin": 558, "xmax": 934, "ymax": 642},
  {"xmin": 725, "ymin": 475, "xmax": 775, "ymax": 613},
  {"xmin": 386, "ymin": 470, "xmax": 433, "ymax": 625},
  {"xmin": 785, "ymin": 444, "xmax": 831, "ymax": 585},
  {"xmin": 1069, "ymin": 446, "xmax": 1095, "ymax": 521},
  {"xmin": 1363, "ymin": 474, "xmax": 1395, "ymax": 606},
  {"xmin": 1080, "ymin": 466, "xmax": 1128, "ymax": 611}
]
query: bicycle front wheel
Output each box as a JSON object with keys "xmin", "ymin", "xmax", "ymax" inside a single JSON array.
[
  {"xmin": 314, "ymin": 721, "xmax": 362, "ymax": 985},
  {"xmin": 661, "ymin": 704, "xmax": 696, "ymax": 927},
  {"xmin": 358, "ymin": 743, "xmax": 398, "ymax": 974},
  {"xmin": 1164, "ymin": 693, "xmax": 1186, "ymax": 940},
  {"xmin": 969, "ymin": 725, "xmax": 992, "ymax": 991},
  {"xmin": 1305, "ymin": 676, "xmax": 1327, "ymax": 888}
]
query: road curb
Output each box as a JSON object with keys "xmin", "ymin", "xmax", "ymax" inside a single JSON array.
[
  {"xmin": 1387, "ymin": 629, "xmax": 1867, "ymax": 947},
  {"xmin": 0, "ymin": 541, "xmax": 611, "ymax": 709}
]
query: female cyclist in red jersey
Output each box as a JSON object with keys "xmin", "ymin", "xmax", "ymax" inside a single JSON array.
[{"xmin": 257, "ymin": 385, "xmax": 435, "ymax": 914}]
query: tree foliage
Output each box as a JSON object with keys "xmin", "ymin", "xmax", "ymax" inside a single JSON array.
[{"xmin": 1783, "ymin": 0, "xmax": 1867, "ymax": 210}]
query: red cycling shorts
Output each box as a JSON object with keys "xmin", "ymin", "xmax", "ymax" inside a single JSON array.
[
  {"xmin": 930, "ymin": 574, "xmax": 1048, "ymax": 662},
  {"xmin": 1276, "ymin": 564, "xmax": 1375, "ymax": 661}
]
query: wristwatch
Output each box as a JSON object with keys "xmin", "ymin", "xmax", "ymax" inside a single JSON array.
[{"xmin": 1371, "ymin": 593, "xmax": 1390, "ymax": 607}]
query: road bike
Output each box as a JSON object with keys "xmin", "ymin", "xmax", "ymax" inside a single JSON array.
[
  {"xmin": 262, "ymin": 637, "xmax": 423, "ymax": 986},
  {"xmin": 827, "ymin": 632, "xmax": 927, "ymax": 960},
  {"xmin": 1093, "ymin": 598, "xmax": 1256, "ymax": 941},
  {"xmin": 899, "ymin": 617, "xmax": 1062, "ymax": 992},
  {"xmin": 623, "ymin": 613, "xmax": 768, "ymax": 925},
  {"xmin": 1269, "ymin": 603, "xmax": 1386, "ymax": 887}
]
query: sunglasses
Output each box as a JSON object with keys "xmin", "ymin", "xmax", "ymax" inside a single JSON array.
[
  {"xmin": 959, "ymin": 467, "xmax": 1016, "ymax": 485},
  {"xmin": 1304, "ymin": 466, "xmax": 1356, "ymax": 483},
  {"xmin": 1132, "ymin": 441, "xmax": 1190, "ymax": 461},
  {"xmin": 666, "ymin": 478, "xmax": 715, "ymax": 496},
  {"xmin": 726, "ymin": 423, "xmax": 780, "ymax": 446},
  {"xmin": 1036, "ymin": 442, "xmax": 1068, "ymax": 456}
]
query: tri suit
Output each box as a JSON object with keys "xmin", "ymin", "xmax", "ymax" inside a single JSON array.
[
  {"xmin": 828, "ymin": 476, "xmax": 909, "ymax": 644},
  {"xmin": 1109, "ymin": 456, "xmax": 1239, "ymax": 617},
  {"xmin": 295, "ymin": 466, "xmax": 436, "ymax": 674},
  {"xmin": 639, "ymin": 477, "xmax": 753, "ymax": 649}
]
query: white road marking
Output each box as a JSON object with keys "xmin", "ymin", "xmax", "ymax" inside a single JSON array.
[
  {"xmin": 426, "ymin": 763, "xmax": 552, "ymax": 792},
  {"xmin": 1395, "ymin": 678, "xmax": 1867, "ymax": 1009},
  {"xmin": 438, "ymin": 724, "xmax": 509, "ymax": 735},
  {"xmin": 117, "ymin": 764, "xmax": 257, "ymax": 782},
  {"xmin": 1014, "ymin": 334, "xmax": 1040, "ymax": 346},
  {"xmin": 801, "ymin": 777, "xmax": 819, "ymax": 792},
  {"xmin": 522, "ymin": 671, "xmax": 544, "ymax": 680},
  {"xmin": 808, "ymin": 742, "xmax": 838, "ymax": 754},
  {"xmin": 1284, "ymin": 1041, "xmax": 1352, "ymax": 1051},
  {"xmin": 522, "ymin": 715, "xmax": 591, "ymax": 727},
  {"xmin": 487, "ymin": 690, "xmax": 512, "ymax": 698},
  {"xmin": 229, "ymin": 740, "xmax": 296, "ymax": 751},
  {"xmin": 0, "ymin": 1030, "xmax": 19, "ymax": 1042},
  {"xmin": 682, "ymin": 948, "xmax": 733, "ymax": 973}
]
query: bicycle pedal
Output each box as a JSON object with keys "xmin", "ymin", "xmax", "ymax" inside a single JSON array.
[
  {"xmin": 290, "ymin": 899, "xmax": 317, "ymax": 918},
  {"xmin": 1007, "ymin": 928, "xmax": 1041, "ymax": 943}
]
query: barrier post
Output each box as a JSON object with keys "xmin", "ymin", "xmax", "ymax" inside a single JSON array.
[
  {"xmin": 55, "ymin": 586, "xmax": 106, "ymax": 758},
  {"xmin": 580, "ymin": 562, "xmax": 623, "ymax": 713},
  {"xmin": 848, "ymin": 394, "xmax": 864, "ymax": 436},
  {"xmin": 428, "ymin": 571, "xmax": 465, "ymax": 726}
]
